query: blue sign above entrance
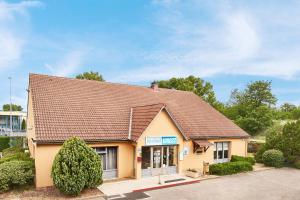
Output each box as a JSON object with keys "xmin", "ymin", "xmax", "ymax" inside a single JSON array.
[
  {"xmin": 162, "ymin": 136, "xmax": 177, "ymax": 145},
  {"xmin": 145, "ymin": 136, "xmax": 177, "ymax": 146}
]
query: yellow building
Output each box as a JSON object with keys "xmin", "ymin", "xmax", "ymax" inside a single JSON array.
[{"xmin": 27, "ymin": 74, "xmax": 249, "ymax": 188}]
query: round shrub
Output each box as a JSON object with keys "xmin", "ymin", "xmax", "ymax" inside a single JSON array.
[
  {"xmin": 262, "ymin": 149, "xmax": 284, "ymax": 168},
  {"xmin": 51, "ymin": 137, "xmax": 102, "ymax": 196}
]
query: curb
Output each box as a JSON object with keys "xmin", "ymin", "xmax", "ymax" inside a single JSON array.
[{"xmin": 132, "ymin": 180, "xmax": 200, "ymax": 193}]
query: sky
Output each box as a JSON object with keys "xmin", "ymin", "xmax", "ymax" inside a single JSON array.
[{"xmin": 0, "ymin": 0, "xmax": 300, "ymax": 111}]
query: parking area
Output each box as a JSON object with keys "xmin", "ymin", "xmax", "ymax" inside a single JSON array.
[{"xmin": 145, "ymin": 168, "xmax": 300, "ymax": 200}]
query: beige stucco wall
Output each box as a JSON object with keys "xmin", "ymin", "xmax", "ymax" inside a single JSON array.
[
  {"xmin": 26, "ymin": 92, "xmax": 36, "ymax": 158},
  {"xmin": 181, "ymin": 138, "xmax": 248, "ymax": 173},
  {"xmin": 34, "ymin": 142, "xmax": 135, "ymax": 188},
  {"xmin": 135, "ymin": 110, "xmax": 185, "ymax": 178}
]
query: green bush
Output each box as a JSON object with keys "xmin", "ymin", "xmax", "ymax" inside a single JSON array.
[
  {"xmin": 51, "ymin": 137, "xmax": 103, "ymax": 196},
  {"xmin": 9, "ymin": 137, "xmax": 24, "ymax": 148},
  {"xmin": 210, "ymin": 161, "xmax": 253, "ymax": 175},
  {"xmin": 254, "ymin": 145, "xmax": 267, "ymax": 163},
  {"xmin": 231, "ymin": 155, "xmax": 255, "ymax": 165},
  {"xmin": 2, "ymin": 146, "xmax": 24, "ymax": 157},
  {"xmin": 0, "ymin": 137, "xmax": 10, "ymax": 152},
  {"xmin": 0, "ymin": 152, "xmax": 32, "ymax": 165},
  {"xmin": 0, "ymin": 160, "xmax": 34, "ymax": 193},
  {"xmin": 294, "ymin": 160, "xmax": 300, "ymax": 169},
  {"xmin": 262, "ymin": 149, "xmax": 284, "ymax": 168}
]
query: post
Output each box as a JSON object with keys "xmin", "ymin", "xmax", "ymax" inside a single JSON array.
[{"xmin": 8, "ymin": 77, "xmax": 12, "ymax": 134}]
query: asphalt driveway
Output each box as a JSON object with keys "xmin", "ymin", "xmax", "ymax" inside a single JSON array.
[{"xmin": 146, "ymin": 168, "xmax": 300, "ymax": 200}]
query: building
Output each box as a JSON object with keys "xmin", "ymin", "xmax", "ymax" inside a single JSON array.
[
  {"xmin": 27, "ymin": 74, "xmax": 249, "ymax": 188},
  {"xmin": 0, "ymin": 111, "xmax": 27, "ymax": 136}
]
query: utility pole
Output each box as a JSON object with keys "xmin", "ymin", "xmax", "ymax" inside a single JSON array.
[{"xmin": 8, "ymin": 77, "xmax": 12, "ymax": 134}]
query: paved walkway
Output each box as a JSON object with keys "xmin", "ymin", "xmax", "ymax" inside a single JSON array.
[{"xmin": 98, "ymin": 173, "xmax": 200, "ymax": 196}]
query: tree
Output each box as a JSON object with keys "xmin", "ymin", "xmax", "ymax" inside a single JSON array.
[
  {"xmin": 157, "ymin": 76, "xmax": 221, "ymax": 108},
  {"xmin": 21, "ymin": 119, "xmax": 26, "ymax": 130},
  {"xmin": 76, "ymin": 71, "xmax": 104, "ymax": 81},
  {"xmin": 2, "ymin": 104, "xmax": 23, "ymax": 111},
  {"xmin": 280, "ymin": 103, "xmax": 297, "ymax": 113},
  {"xmin": 51, "ymin": 137, "xmax": 102, "ymax": 196},
  {"xmin": 258, "ymin": 120, "xmax": 300, "ymax": 164},
  {"xmin": 229, "ymin": 81, "xmax": 277, "ymax": 108},
  {"xmin": 223, "ymin": 81, "xmax": 277, "ymax": 135}
]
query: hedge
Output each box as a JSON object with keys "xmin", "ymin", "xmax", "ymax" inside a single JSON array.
[
  {"xmin": 231, "ymin": 155, "xmax": 255, "ymax": 165},
  {"xmin": 0, "ymin": 160, "xmax": 34, "ymax": 193},
  {"xmin": 210, "ymin": 161, "xmax": 253, "ymax": 175},
  {"xmin": 0, "ymin": 137, "xmax": 10, "ymax": 152},
  {"xmin": 262, "ymin": 149, "xmax": 284, "ymax": 168},
  {"xmin": 2, "ymin": 146, "xmax": 24, "ymax": 157},
  {"xmin": 0, "ymin": 152, "xmax": 32, "ymax": 165}
]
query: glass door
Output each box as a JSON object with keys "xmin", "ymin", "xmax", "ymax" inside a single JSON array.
[{"xmin": 153, "ymin": 147, "xmax": 161, "ymax": 168}]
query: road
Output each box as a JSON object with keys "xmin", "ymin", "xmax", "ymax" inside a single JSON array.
[{"xmin": 145, "ymin": 168, "xmax": 300, "ymax": 200}]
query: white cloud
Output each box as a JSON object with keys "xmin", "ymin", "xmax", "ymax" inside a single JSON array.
[
  {"xmin": 45, "ymin": 49, "xmax": 89, "ymax": 77},
  {"xmin": 114, "ymin": 1, "xmax": 300, "ymax": 82},
  {"xmin": 0, "ymin": 1, "xmax": 42, "ymax": 70}
]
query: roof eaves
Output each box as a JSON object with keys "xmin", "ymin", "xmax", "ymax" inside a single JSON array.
[{"xmin": 34, "ymin": 138, "xmax": 131, "ymax": 145}]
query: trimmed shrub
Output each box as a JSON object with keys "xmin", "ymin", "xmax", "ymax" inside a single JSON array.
[
  {"xmin": 0, "ymin": 160, "xmax": 34, "ymax": 193},
  {"xmin": 2, "ymin": 146, "xmax": 24, "ymax": 157},
  {"xmin": 210, "ymin": 161, "xmax": 253, "ymax": 175},
  {"xmin": 0, "ymin": 152, "xmax": 32, "ymax": 165},
  {"xmin": 51, "ymin": 137, "xmax": 103, "ymax": 196},
  {"xmin": 262, "ymin": 149, "xmax": 284, "ymax": 168},
  {"xmin": 0, "ymin": 137, "xmax": 10, "ymax": 152},
  {"xmin": 231, "ymin": 155, "xmax": 255, "ymax": 165}
]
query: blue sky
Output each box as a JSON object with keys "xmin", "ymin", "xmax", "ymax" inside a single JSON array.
[{"xmin": 0, "ymin": 0, "xmax": 300, "ymax": 111}]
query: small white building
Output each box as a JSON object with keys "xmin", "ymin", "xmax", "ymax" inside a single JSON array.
[{"xmin": 0, "ymin": 111, "xmax": 27, "ymax": 136}]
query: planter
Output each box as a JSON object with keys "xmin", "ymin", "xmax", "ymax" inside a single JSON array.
[{"xmin": 185, "ymin": 170, "xmax": 201, "ymax": 178}]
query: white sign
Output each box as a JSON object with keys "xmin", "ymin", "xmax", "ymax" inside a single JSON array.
[
  {"xmin": 179, "ymin": 151, "xmax": 184, "ymax": 161},
  {"xmin": 145, "ymin": 136, "xmax": 177, "ymax": 146},
  {"xmin": 145, "ymin": 137, "xmax": 162, "ymax": 146}
]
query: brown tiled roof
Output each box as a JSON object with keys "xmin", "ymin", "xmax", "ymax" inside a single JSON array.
[{"xmin": 29, "ymin": 74, "xmax": 249, "ymax": 143}]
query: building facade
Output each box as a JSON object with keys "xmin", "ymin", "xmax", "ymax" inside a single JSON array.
[
  {"xmin": 27, "ymin": 74, "xmax": 249, "ymax": 188},
  {"xmin": 0, "ymin": 111, "xmax": 27, "ymax": 136}
]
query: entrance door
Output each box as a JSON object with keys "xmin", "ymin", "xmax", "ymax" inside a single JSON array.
[
  {"xmin": 153, "ymin": 147, "xmax": 161, "ymax": 168},
  {"xmin": 141, "ymin": 146, "xmax": 177, "ymax": 177}
]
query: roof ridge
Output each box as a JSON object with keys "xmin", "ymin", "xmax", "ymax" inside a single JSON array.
[{"xmin": 29, "ymin": 73, "xmax": 193, "ymax": 94}]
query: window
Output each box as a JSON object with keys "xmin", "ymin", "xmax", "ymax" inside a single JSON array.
[
  {"xmin": 214, "ymin": 142, "xmax": 229, "ymax": 163},
  {"xmin": 142, "ymin": 147, "xmax": 151, "ymax": 169},
  {"xmin": 94, "ymin": 147, "xmax": 117, "ymax": 171}
]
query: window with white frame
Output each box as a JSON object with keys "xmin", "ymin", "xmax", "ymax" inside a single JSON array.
[
  {"xmin": 94, "ymin": 147, "xmax": 117, "ymax": 171},
  {"xmin": 213, "ymin": 142, "xmax": 229, "ymax": 163}
]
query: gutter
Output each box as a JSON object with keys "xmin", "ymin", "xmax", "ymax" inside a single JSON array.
[{"xmin": 33, "ymin": 138, "xmax": 131, "ymax": 145}]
